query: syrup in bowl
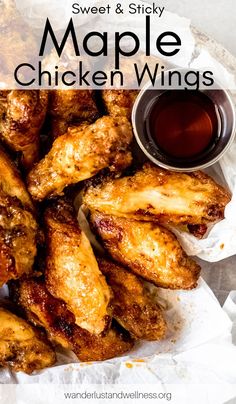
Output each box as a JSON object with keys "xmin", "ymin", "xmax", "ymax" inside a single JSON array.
[
  {"xmin": 132, "ymin": 77, "xmax": 236, "ymax": 171},
  {"xmin": 147, "ymin": 90, "xmax": 220, "ymax": 160}
]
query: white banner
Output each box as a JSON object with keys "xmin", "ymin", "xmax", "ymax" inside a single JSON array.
[{"xmin": 0, "ymin": 384, "xmax": 236, "ymax": 404}]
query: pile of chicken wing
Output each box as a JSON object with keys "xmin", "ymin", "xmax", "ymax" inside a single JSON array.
[{"xmin": 0, "ymin": 89, "xmax": 231, "ymax": 374}]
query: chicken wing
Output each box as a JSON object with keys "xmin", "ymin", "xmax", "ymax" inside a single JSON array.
[
  {"xmin": 12, "ymin": 279, "xmax": 134, "ymax": 362},
  {"xmin": 0, "ymin": 148, "xmax": 38, "ymax": 286},
  {"xmin": 97, "ymin": 257, "xmax": 166, "ymax": 340},
  {"xmin": 44, "ymin": 198, "xmax": 111, "ymax": 335},
  {"xmin": 0, "ymin": 305, "xmax": 55, "ymax": 373},
  {"xmin": 28, "ymin": 116, "xmax": 133, "ymax": 201},
  {"xmin": 49, "ymin": 90, "xmax": 98, "ymax": 138},
  {"xmin": 90, "ymin": 213, "xmax": 201, "ymax": 290},
  {"xmin": 0, "ymin": 90, "xmax": 48, "ymax": 169},
  {"xmin": 0, "ymin": 146, "xmax": 33, "ymax": 210},
  {"xmin": 84, "ymin": 163, "xmax": 231, "ymax": 227},
  {"xmin": 102, "ymin": 90, "xmax": 138, "ymax": 120}
]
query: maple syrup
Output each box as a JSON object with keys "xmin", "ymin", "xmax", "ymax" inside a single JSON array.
[{"xmin": 148, "ymin": 90, "xmax": 220, "ymax": 159}]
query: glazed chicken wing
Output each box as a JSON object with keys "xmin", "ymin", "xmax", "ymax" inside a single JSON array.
[
  {"xmin": 0, "ymin": 146, "xmax": 33, "ymax": 210},
  {"xmin": 98, "ymin": 257, "xmax": 166, "ymax": 340},
  {"xmin": 102, "ymin": 90, "xmax": 138, "ymax": 120},
  {"xmin": 0, "ymin": 191, "xmax": 38, "ymax": 286},
  {"xmin": 84, "ymin": 163, "xmax": 231, "ymax": 227},
  {"xmin": 28, "ymin": 116, "xmax": 133, "ymax": 201},
  {"xmin": 12, "ymin": 279, "xmax": 134, "ymax": 362},
  {"xmin": 90, "ymin": 213, "xmax": 201, "ymax": 290},
  {"xmin": 0, "ymin": 148, "xmax": 38, "ymax": 286},
  {"xmin": 0, "ymin": 305, "xmax": 55, "ymax": 373},
  {"xmin": 0, "ymin": 90, "xmax": 48, "ymax": 169},
  {"xmin": 49, "ymin": 90, "xmax": 98, "ymax": 138},
  {"xmin": 44, "ymin": 198, "xmax": 111, "ymax": 335}
]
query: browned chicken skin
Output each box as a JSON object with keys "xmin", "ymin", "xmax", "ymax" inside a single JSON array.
[
  {"xmin": 12, "ymin": 279, "xmax": 134, "ymax": 362},
  {"xmin": 98, "ymin": 257, "xmax": 166, "ymax": 340},
  {"xmin": 84, "ymin": 163, "xmax": 231, "ymax": 227},
  {"xmin": 0, "ymin": 191, "xmax": 38, "ymax": 286},
  {"xmin": 0, "ymin": 148, "xmax": 37, "ymax": 286},
  {"xmin": 28, "ymin": 116, "xmax": 133, "ymax": 201},
  {"xmin": 102, "ymin": 90, "xmax": 138, "ymax": 120},
  {"xmin": 90, "ymin": 213, "xmax": 201, "ymax": 290},
  {"xmin": 44, "ymin": 198, "xmax": 111, "ymax": 335},
  {"xmin": 0, "ymin": 305, "xmax": 55, "ymax": 373},
  {"xmin": 0, "ymin": 147, "xmax": 33, "ymax": 210},
  {"xmin": 49, "ymin": 90, "xmax": 98, "ymax": 138},
  {"xmin": 0, "ymin": 90, "xmax": 48, "ymax": 169}
]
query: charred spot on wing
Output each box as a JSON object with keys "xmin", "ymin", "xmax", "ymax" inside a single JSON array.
[
  {"xmin": 207, "ymin": 204, "xmax": 223, "ymax": 219},
  {"xmin": 0, "ymin": 191, "xmax": 25, "ymax": 211},
  {"xmin": 100, "ymin": 315, "xmax": 113, "ymax": 337},
  {"xmin": 188, "ymin": 224, "xmax": 208, "ymax": 239},
  {"xmin": 83, "ymin": 163, "xmax": 143, "ymax": 194},
  {"xmin": 53, "ymin": 317, "xmax": 74, "ymax": 338},
  {"xmin": 112, "ymin": 320, "xmax": 133, "ymax": 343},
  {"xmin": 134, "ymin": 208, "xmax": 155, "ymax": 217},
  {"xmin": 83, "ymin": 169, "xmax": 112, "ymax": 191},
  {"xmin": 43, "ymin": 196, "xmax": 79, "ymax": 228},
  {"xmin": 83, "ymin": 167, "xmax": 123, "ymax": 191}
]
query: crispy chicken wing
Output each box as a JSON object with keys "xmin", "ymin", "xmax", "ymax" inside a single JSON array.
[
  {"xmin": 0, "ymin": 191, "xmax": 38, "ymax": 286},
  {"xmin": 102, "ymin": 90, "xmax": 138, "ymax": 120},
  {"xmin": 90, "ymin": 213, "xmax": 201, "ymax": 290},
  {"xmin": 49, "ymin": 90, "xmax": 98, "ymax": 138},
  {"xmin": 0, "ymin": 90, "xmax": 48, "ymax": 169},
  {"xmin": 44, "ymin": 198, "xmax": 111, "ymax": 335},
  {"xmin": 0, "ymin": 147, "xmax": 33, "ymax": 210},
  {"xmin": 84, "ymin": 163, "xmax": 231, "ymax": 227},
  {"xmin": 28, "ymin": 116, "xmax": 133, "ymax": 201},
  {"xmin": 12, "ymin": 279, "xmax": 134, "ymax": 362},
  {"xmin": 0, "ymin": 305, "xmax": 55, "ymax": 373},
  {"xmin": 0, "ymin": 148, "xmax": 38, "ymax": 286},
  {"xmin": 98, "ymin": 257, "xmax": 166, "ymax": 340}
]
